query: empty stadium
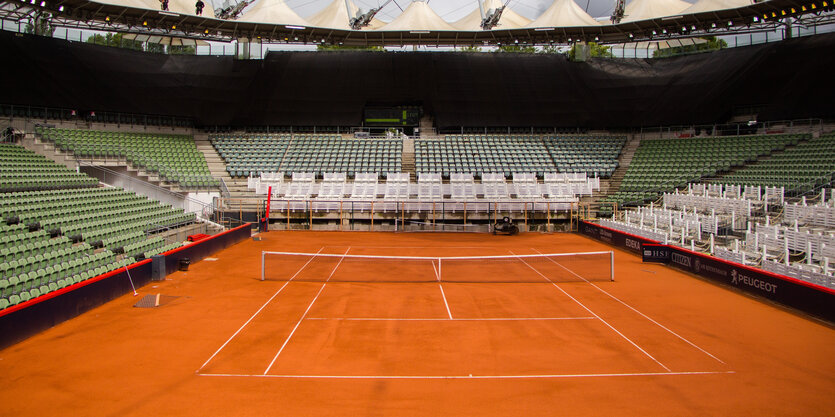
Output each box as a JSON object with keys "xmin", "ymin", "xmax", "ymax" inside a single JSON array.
[{"xmin": 1, "ymin": 0, "xmax": 834, "ymax": 415}]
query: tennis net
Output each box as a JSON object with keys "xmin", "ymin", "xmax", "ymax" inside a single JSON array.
[{"xmin": 261, "ymin": 251, "xmax": 614, "ymax": 283}]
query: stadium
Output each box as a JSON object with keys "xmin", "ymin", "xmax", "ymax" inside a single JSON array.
[{"xmin": 1, "ymin": 0, "xmax": 834, "ymax": 415}]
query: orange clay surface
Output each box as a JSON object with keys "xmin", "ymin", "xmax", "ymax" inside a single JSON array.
[{"xmin": 1, "ymin": 231, "xmax": 834, "ymax": 416}]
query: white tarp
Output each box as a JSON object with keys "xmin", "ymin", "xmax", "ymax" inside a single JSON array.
[
  {"xmin": 307, "ymin": 0, "xmax": 383, "ymax": 30},
  {"xmin": 169, "ymin": 0, "xmax": 216, "ymax": 18},
  {"xmin": 453, "ymin": 0, "xmax": 531, "ymax": 31},
  {"xmin": 680, "ymin": 0, "xmax": 752, "ymax": 14},
  {"xmin": 623, "ymin": 0, "xmax": 691, "ymax": 22},
  {"xmin": 526, "ymin": 0, "xmax": 601, "ymax": 28},
  {"xmin": 239, "ymin": 0, "xmax": 309, "ymax": 25},
  {"xmin": 98, "ymin": 0, "xmax": 159, "ymax": 11},
  {"xmin": 376, "ymin": 1, "xmax": 457, "ymax": 31}
]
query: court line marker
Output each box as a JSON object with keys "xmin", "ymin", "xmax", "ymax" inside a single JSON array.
[
  {"xmin": 439, "ymin": 283, "xmax": 453, "ymax": 320},
  {"xmin": 262, "ymin": 248, "xmax": 350, "ymax": 375},
  {"xmin": 197, "ymin": 247, "xmax": 325, "ymax": 372},
  {"xmin": 199, "ymin": 370, "xmax": 736, "ymax": 380},
  {"xmin": 532, "ymin": 248, "xmax": 727, "ymax": 365},
  {"xmin": 510, "ymin": 250, "xmax": 672, "ymax": 373},
  {"xmin": 304, "ymin": 317, "xmax": 596, "ymax": 321}
]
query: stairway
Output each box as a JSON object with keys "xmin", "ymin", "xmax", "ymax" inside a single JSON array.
[
  {"xmin": 418, "ymin": 115, "xmax": 435, "ymax": 138},
  {"xmin": 195, "ymin": 132, "xmax": 263, "ymax": 212},
  {"xmin": 402, "ymin": 136, "xmax": 416, "ymax": 181},
  {"xmin": 603, "ymin": 134, "xmax": 642, "ymax": 196}
]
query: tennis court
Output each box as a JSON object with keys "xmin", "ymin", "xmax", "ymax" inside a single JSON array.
[{"xmin": 1, "ymin": 231, "xmax": 834, "ymax": 416}]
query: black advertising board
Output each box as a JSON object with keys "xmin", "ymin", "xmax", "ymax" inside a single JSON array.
[{"xmin": 642, "ymin": 244, "xmax": 672, "ymax": 263}]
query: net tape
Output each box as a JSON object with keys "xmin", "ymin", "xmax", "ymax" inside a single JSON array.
[{"xmin": 261, "ymin": 251, "xmax": 614, "ymax": 283}]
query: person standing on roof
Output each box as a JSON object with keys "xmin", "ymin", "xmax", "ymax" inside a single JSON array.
[
  {"xmin": 160, "ymin": 0, "xmax": 169, "ymax": 11},
  {"xmin": 196, "ymin": 0, "xmax": 205, "ymax": 15}
]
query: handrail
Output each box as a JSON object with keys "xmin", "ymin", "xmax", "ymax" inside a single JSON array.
[{"xmin": 76, "ymin": 161, "xmax": 217, "ymax": 222}]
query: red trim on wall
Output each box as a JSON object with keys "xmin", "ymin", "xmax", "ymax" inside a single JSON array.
[
  {"xmin": 581, "ymin": 220, "xmax": 835, "ymax": 296},
  {"xmin": 0, "ymin": 258, "xmax": 153, "ymax": 318},
  {"xmin": 0, "ymin": 223, "xmax": 252, "ymax": 318}
]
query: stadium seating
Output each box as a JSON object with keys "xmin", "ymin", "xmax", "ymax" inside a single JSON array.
[
  {"xmin": 36, "ymin": 127, "xmax": 218, "ymax": 189},
  {"xmin": 0, "ymin": 145, "xmax": 196, "ymax": 310},
  {"xmin": 718, "ymin": 133, "xmax": 835, "ymax": 193},
  {"xmin": 603, "ymin": 134, "xmax": 806, "ymax": 206},
  {"xmin": 415, "ymin": 135, "xmax": 625, "ymax": 178},
  {"xmin": 211, "ymin": 133, "xmax": 402, "ymax": 178},
  {"xmin": 0, "ymin": 144, "xmax": 98, "ymax": 192},
  {"xmin": 543, "ymin": 135, "xmax": 626, "ymax": 178},
  {"xmin": 416, "ymin": 135, "xmax": 554, "ymax": 178}
]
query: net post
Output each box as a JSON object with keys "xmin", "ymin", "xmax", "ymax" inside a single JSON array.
[
  {"xmin": 438, "ymin": 257, "xmax": 442, "ymax": 282},
  {"xmin": 261, "ymin": 251, "xmax": 265, "ymax": 281},
  {"xmin": 610, "ymin": 251, "xmax": 615, "ymax": 281}
]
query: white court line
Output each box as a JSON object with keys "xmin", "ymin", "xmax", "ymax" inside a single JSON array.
[
  {"xmin": 532, "ymin": 248, "xmax": 726, "ymax": 365},
  {"xmin": 197, "ymin": 247, "xmax": 325, "ymax": 372},
  {"xmin": 510, "ymin": 250, "xmax": 672, "ymax": 373},
  {"xmin": 262, "ymin": 248, "xmax": 350, "ymax": 375},
  {"xmin": 438, "ymin": 283, "xmax": 453, "ymax": 320},
  {"xmin": 304, "ymin": 317, "xmax": 596, "ymax": 321},
  {"xmin": 199, "ymin": 370, "xmax": 736, "ymax": 380},
  {"xmin": 324, "ymin": 246, "xmax": 495, "ymax": 249}
]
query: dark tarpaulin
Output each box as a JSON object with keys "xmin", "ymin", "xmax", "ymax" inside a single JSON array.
[{"xmin": 2, "ymin": 31, "xmax": 834, "ymax": 128}]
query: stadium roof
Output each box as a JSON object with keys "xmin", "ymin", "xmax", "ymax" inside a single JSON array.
[
  {"xmin": 623, "ymin": 0, "xmax": 692, "ymax": 22},
  {"xmin": 526, "ymin": 0, "xmax": 601, "ymax": 28},
  {"xmin": 238, "ymin": 0, "xmax": 308, "ymax": 25},
  {"xmin": 12, "ymin": 0, "xmax": 831, "ymax": 46},
  {"xmin": 307, "ymin": 0, "xmax": 384, "ymax": 31},
  {"xmin": 452, "ymin": 0, "xmax": 532, "ymax": 31},
  {"xmin": 376, "ymin": 1, "xmax": 457, "ymax": 31}
]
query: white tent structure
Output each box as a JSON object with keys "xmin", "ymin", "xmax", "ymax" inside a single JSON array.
[
  {"xmin": 453, "ymin": 0, "xmax": 531, "ymax": 31},
  {"xmin": 238, "ymin": 0, "xmax": 309, "ymax": 25},
  {"xmin": 169, "ymin": 0, "xmax": 216, "ymax": 18},
  {"xmin": 526, "ymin": 0, "xmax": 601, "ymax": 28},
  {"xmin": 376, "ymin": 1, "xmax": 457, "ymax": 31},
  {"xmin": 307, "ymin": 0, "xmax": 384, "ymax": 30},
  {"xmin": 98, "ymin": 0, "xmax": 159, "ymax": 11},
  {"xmin": 622, "ymin": 0, "xmax": 691, "ymax": 22},
  {"xmin": 680, "ymin": 0, "xmax": 752, "ymax": 14}
]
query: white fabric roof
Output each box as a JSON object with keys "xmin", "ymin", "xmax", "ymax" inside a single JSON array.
[
  {"xmin": 98, "ymin": 0, "xmax": 159, "ymax": 11},
  {"xmin": 680, "ymin": 0, "xmax": 751, "ymax": 14},
  {"xmin": 452, "ymin": 0, "xmax": 531, "ymax": 31},
  {"xmin": 169, "ymin": 0, "xmax": 216, "ymax": 18},
  {"xmin": 376, "ymin": 1, "xmax": 457, "ymax": 31},
  {"xmin": 239, "ymin": 0, "xmax": 309, "ymax": 25},
  {"xmin": 527, "ymin": 0, "xmax": 601, "ymax": 28},
  {"xmin": 308, "ymin": 0, "xmax": 383, "ymax": 30},
  {"xmin": 623, "ymin": 0, "xmax": 691, "ymax": 22}
]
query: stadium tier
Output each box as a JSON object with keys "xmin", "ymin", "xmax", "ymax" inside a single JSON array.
[
  {"xmin": 0, "ymin": 143, "xmax": 98, "ymax": 192},
  {"xmin": 211, "ymin": 134, "xmax": 402, "ymax": 178},
  {"xmin": 603, "ymin": 134, "xmax": 807, "ymax": 206},
  {"xmin": 718, "ymin": 134, "xmax": 835, "ymax": 193},
  {"xmin": 35, "ymin": 127, "xmax": 218, "ymax": 189},
  {"xmin": 0, "ymin": 145, "xmax": 192, "ymax": 310},
  {"xmin": 415, "ymin": 135, "xmax": 625, "ymax": 178}
]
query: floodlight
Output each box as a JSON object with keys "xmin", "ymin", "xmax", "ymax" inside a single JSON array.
[
  {"xmin": 58, "ymin": 5, "xmax": 63, "ymax": 11},
  {"xmin": 39, "ymin": 1, "xmax": 45, "ymax": 6}
]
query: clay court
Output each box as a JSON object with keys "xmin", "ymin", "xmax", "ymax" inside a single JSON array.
[{"xmin": 2, "ymin": 231, "xmax": 834, "ymax": 416}]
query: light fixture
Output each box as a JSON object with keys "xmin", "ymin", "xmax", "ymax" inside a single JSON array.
[
  {"xmin": 728, "ymin": 20, "xmax": 733, "ymax": 26},
  {"xmin": 172, "ymin": 24, "xmax": 176, "ymax": 29},
  {"xmin": 594, "ymin": 36, "xmax": 599, "ymax": 41},
  {"xmin": 691, "ymin": 25, "xmax": 696, "ymax": 30},
  {"xmin": 29, "ymin": 0, "xmax": 35, "ymax": 4},
  {"xmin": 628, "ymin": 33, "xmax": 633, "ymax": 38},
  {"xmin": 811, "ymin": 3, "xmax": 817, "ymax": 10},
  {"xmin": 662, "ymin": 29, "xmax": 667, "ymax": 34},
  {"xmin": 514, "ymin": 39, "xmax": 519, "ymax": 44},
  {"xmin": 143, "ymin": 20, "xmax": 147, "ymax": 26},
  {"xmin": 823, "ymin": 1, "xmax": 829, "ymax": 6},
  {"xmin": 790, "ymin": 8, "xmax": 796, "ymax": 13},
  {"xmin": 285, "ymin": 25, "xmax": 305, "ymax": 30},
  {"xmin": 771, "ymin": 12, "xmax": 777, "ymax": 17},
  {"xmin": 753, "ymin": 16, "xmax": 759, "ymax": 22},
  {"xmin": 711, "ymin": 22, "xmax": 716, "ymax": 28},
  {"xmin": 204, "ymin": 29, "xmax": 209, "ymax": 34},
  {"xmin": 39, "ymin": 1, "xmax": 45, "ymax": 6},
  {"xmin": 105, "ymin": 16, "xmax": 110, "ymax": 22},
  {"xmin": 58, "ymin": 5, "xmax": 63, "ymax": 11},
  {"xmin": 781, "ymin": 10, "xmax": 787, "ymax": 15},
  {"xmin": 652, "ymin": 30, "xmax": 657, "ymax": 35},
  {"xmin": 802, "ymin": 5, "xmax": 807, "ymax": 11}
]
